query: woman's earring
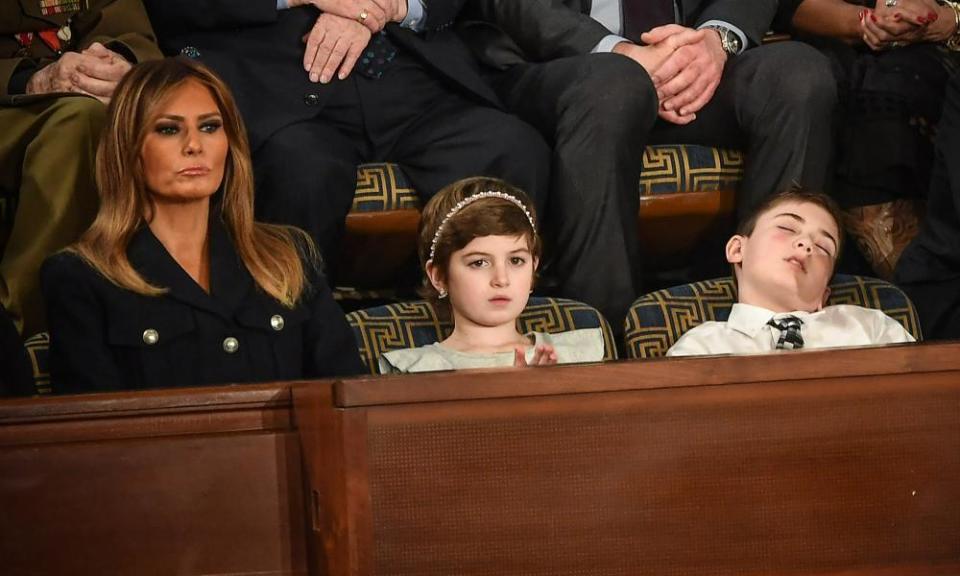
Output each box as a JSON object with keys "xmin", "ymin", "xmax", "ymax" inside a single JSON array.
[{"xmin": 438, "ymin": 288, "xmax": 448, "ymax": 299}]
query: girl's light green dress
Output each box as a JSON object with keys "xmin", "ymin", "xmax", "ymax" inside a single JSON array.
[{"xmin": 378, "ymin": 328, "xmax": 605, "ymax": 374}]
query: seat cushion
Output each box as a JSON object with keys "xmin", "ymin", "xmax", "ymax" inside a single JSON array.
[
  {"xmin": 624, "ymin": 274, "xmax": 923, "ymax": 359},
  {"xmin": 347, "ymin": 297, "xmax": 617, "ymax": 374}
]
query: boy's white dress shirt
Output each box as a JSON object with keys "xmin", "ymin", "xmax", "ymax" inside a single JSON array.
[{"xmin": 667, "ymin": 304, "xmax": 916, "ymax": 357}]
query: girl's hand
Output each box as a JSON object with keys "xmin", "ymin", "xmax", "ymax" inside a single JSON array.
[{"xmin": 514, "ymin": 344, "xmax": 558, "ymax": 367}]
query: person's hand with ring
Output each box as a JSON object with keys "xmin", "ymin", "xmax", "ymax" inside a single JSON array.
[
  {"xmin": 302, "ymin": 12, "xmax": 372, "ymax": 83},
  {"xmin": 876, "ymin": 0, "xmax": 941, "ymax": 27},
  {"xmin": 862, "ymin": 0, "xmax": 955, "ymax": 49},
  {"xmin": 287, "ymin": 0, "xmax": 387, "ymax": 33}
]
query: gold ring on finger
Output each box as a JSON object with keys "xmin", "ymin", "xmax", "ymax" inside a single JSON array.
[{"xmin": 358, "ymin": 9, "xmax": 369, "ymax": 23}]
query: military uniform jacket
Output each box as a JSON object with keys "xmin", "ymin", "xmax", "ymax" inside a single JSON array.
[
  {"xmin": 41, "ymin": 221, "xmax": 365, "ymax": 393},
  {"xmin": 1, "ymin": 0, "xmax": 161, "ymax": 100},
  {"xmin": 143, "ymin": 0, "xmax": 501, "ymax": 151},
  {"xmin": 460, "ymin": 0, "xmax": 778, "ymax": 71}
]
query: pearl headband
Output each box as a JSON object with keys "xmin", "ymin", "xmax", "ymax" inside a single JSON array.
[{"xmin": 428, "ymin": 191, "xmax": 536, "ymax": 261}]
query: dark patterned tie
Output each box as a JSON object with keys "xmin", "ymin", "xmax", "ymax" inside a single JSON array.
[
  {"xmin": 357, "ymin": 31, "xmax": 397, "ymax": 79},
  {"xmin": 767, "ymin": 315, "xmax": 805, "ymax": 350},
  {"xmin": 622, "ymin": 0, "xmax": 678, "ymax": 44}
]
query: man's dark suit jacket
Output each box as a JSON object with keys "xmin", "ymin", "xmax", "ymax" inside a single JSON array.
[
  {"xmin": 461, "ymin": 0, "xmax": 778, "ymax": 71},
  {"xmin": 144, "ymin": 0, "xmax": 500, "ymax": 151}
]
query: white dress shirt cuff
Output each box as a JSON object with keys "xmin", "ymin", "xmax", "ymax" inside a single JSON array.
[
  {"xmin": 592, "ymin": 34, "xmax": 629, "ymax": 54},
  {"xmin": 401, "ymin": 0, "xmax": 426, "ymax": 31},
  {"xmin": 697, "ymin": 19, "xmax": 748, "ymax": 54}
]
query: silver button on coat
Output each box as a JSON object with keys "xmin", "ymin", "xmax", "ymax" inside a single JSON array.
[
  {"xmin": 142, "ymin": 329, "xmax": 159, "ymax": 345},
  {"xmin": 223, "ymin": 337, "xmax": 239, "ymax": 353},
  {"xmin": 270, "ymin": 314, "xmax": 285, "ymax": 331}
]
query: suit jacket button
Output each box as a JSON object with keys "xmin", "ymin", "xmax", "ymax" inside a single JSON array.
[
  {"xmin": 304, "ymin": 93, "xmax": 319, "ymax": 106},
  {"xmin": 142, "ymin": 329, "xmax": 159, "ymax": 345},
  {"xmin": 223, "ymin": 337, "xmax": 239, "ymax": 354},
  {"xmin": 270, "ymin": 314, "xmax": 285, "ymax": 331}
]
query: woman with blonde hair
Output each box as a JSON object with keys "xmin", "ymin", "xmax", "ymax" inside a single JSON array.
[{"xmin": 42, "ymin": 58, "xmax": 363, "ymax": 392}]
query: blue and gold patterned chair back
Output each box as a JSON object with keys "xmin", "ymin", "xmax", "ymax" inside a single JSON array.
[
  {"xmin": 639, "ymin": 145, "xmax": 742, "ymax": 196},
  {"xmin": 22, "ymin": 332, "xmax": 51, "ymax": 395},
  {"xmin": 624, "ymin": 274, "xmax": 922, "ymax": 359},
  {"xmin": 350, "ymin": 146, "xmax": 744, "ymax": 214},
  {"xmin": 347, "ymin": 297, "xmax": 617, "ymax": 374}
]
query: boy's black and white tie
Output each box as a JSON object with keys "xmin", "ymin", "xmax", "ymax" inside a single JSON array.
[{"xmin": 767, "ymin": 315, "xmax": 804, "ymax": 350}]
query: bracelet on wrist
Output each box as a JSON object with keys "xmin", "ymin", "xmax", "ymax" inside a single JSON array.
[{"xmin": 941, "ymin": 0, "xmax": 960, "ymax": 51}]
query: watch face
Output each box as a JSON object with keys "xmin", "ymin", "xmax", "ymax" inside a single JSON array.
[{"xmin": 727, "ymin": 32, "xmax": 741, "ymax": 53}]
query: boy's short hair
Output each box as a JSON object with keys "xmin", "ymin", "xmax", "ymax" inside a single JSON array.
[{"xmin": 737, "ymin": 187, "xmax": 845, "ymax": 261}]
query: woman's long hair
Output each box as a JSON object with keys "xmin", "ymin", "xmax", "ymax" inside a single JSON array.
[{"xmin": 72, "ymin": 58, "xmax": 314, "ymax": 307}]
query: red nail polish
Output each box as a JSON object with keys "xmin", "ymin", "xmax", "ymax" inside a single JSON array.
[
  {"xmin": 871, "ymin": 12, "xmax": 878, "ymax": 22},
  {"xmin": 918, "ymin": 16, "xmax": 927, "ymax": 23},
  {"xmin": 929, "ymin": 11, "xmax": 938, "ymax": 19}
]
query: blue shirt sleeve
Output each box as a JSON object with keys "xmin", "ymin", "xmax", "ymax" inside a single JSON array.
[{"xmin": 401, "ymin": 0, "xmax": 426, "ymax": 31}]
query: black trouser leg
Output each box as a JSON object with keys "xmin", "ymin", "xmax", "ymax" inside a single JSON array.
[
  {"xmin": 494, "ymin": 53, "xmax": 658, "ymax": 333},
  {"xmin": 253, "ymin": 121, "xmax": 362, "ymax": 280}
]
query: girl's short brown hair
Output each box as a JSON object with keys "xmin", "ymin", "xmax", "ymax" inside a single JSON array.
[{"xmin": 417, "ymin": 177, "xmax": 541, "ymax": 306}]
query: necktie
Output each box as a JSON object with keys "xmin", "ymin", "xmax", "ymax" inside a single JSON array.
[
  {"xmin": 767, "ymin": 315, "xmax": 805, "ymax": 350},
  {"xmin": 622, "ymin": 0, "xmax": 677, "ymax": 44},
  {"xmin": 357, "ymin": 31, "xmax": 397, "ymax": 79}
]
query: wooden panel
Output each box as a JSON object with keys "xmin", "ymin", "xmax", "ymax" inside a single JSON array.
[
  {"xmin": 638, "ymin": 190, "xmax": 735, "ymax": 268},
  {"xmin": 308, "ymin": 343, "xmax": 960, "ymax": 576},
  {"xmin": 339, "ymin": 210, "xmax": 420, "ymax": 288},
  {"xmin": 333, "ymin": 342, "xmax": 954, "ymax": 407},
  {"xmin": 0, "ymin": 383, "xmax": 310, "ymax": 576}
]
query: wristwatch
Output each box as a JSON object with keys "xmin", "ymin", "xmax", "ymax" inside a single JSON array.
[{"xmin": 702, "ymin": 25, "xmax": 742, "ymax": 56}]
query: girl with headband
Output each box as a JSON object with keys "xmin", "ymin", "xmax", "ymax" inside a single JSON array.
[{"xmin": 379, "ymin": 177, "xmax": 604, "ymax": 373}]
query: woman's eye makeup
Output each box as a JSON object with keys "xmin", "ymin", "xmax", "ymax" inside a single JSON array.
[
  {"xmin": 200, "ymin": 119, "xmax": 223, "ymax": 133},
  {"xmin": 154, "ymin": 122, "xmax": 180, "ymax": 135}
]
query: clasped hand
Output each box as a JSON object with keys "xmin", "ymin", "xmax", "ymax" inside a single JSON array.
[
  {"xmin": 614, "ymin": 24, "xmax": 727, "ymax": 125},
  {"xmin": 860, "ymin": 0, "xmax": 951, "ymax": 50},
  {"xmin": 26, "ymin": 42, "xmax": 131, "ymax": 103},
  {"xmin": 295, "ymin": 0, "xmax": 407, "ymax": 83}
]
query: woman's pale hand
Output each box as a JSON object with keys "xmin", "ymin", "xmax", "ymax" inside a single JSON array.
[{"xmin": 514, "ymin": 344, "xmax": 558, "ymax": 367}]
